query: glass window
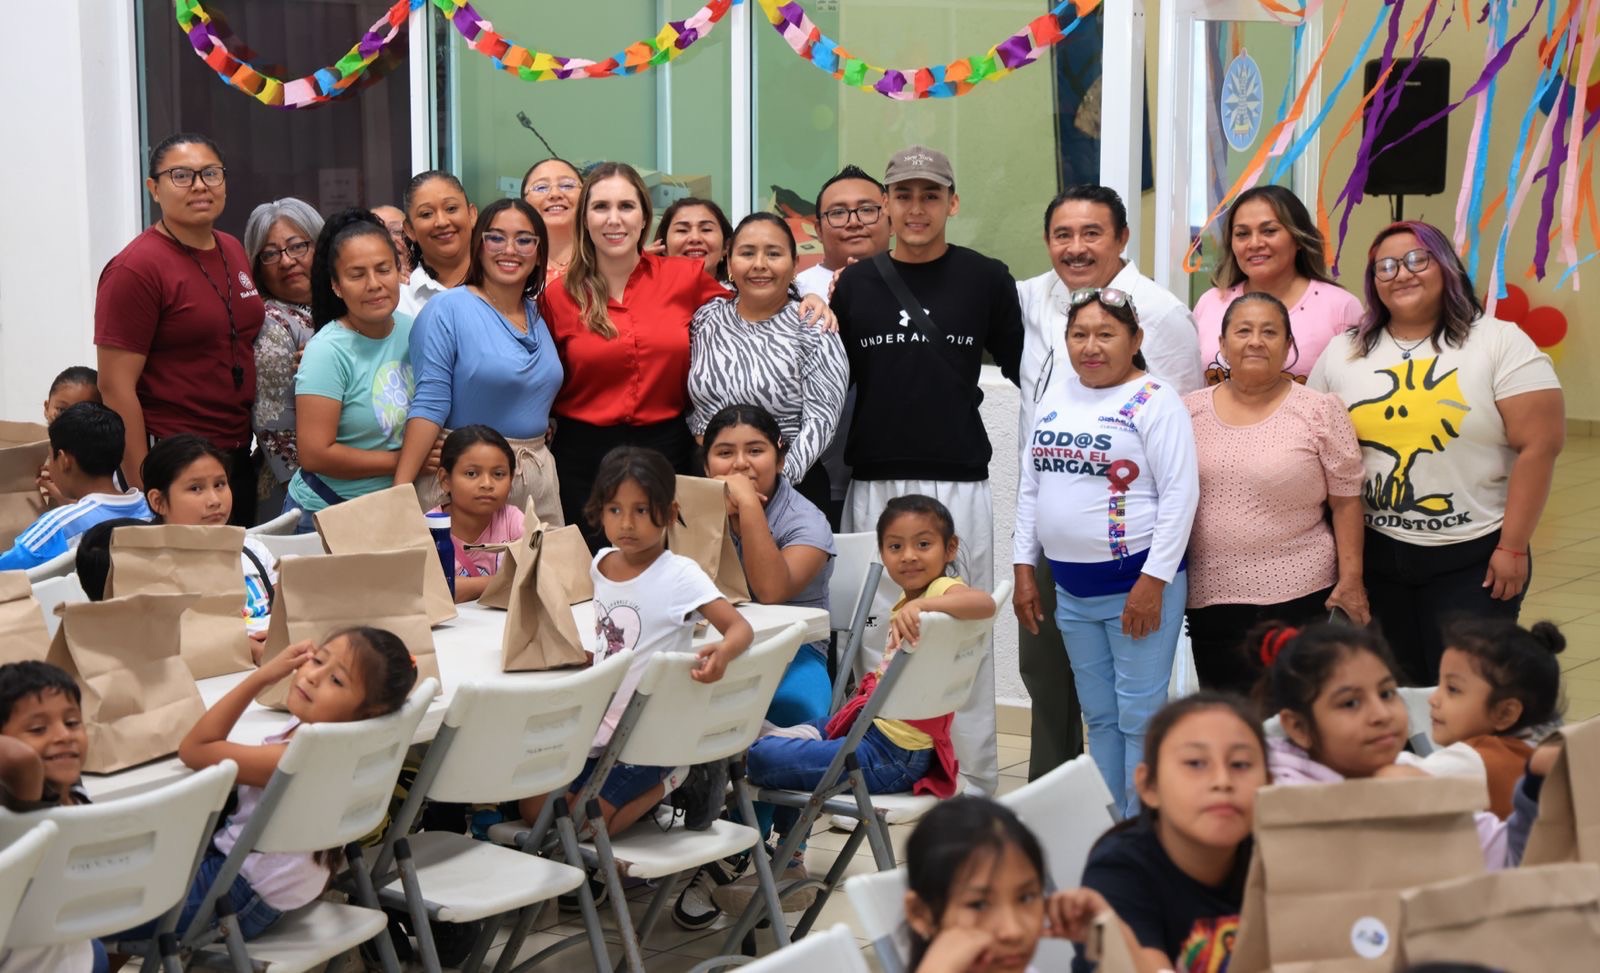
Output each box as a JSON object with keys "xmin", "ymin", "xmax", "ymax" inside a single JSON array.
[
  {"xmin": 753, "ymin": 2, "xmax": 1109, "ymax": 278},
  {"xmin": 442, "ymin": 0, "xmax": 733, "ymax": 216},
  {"xmin": 137, "ymin": 0, "xmax": 414, "ymax": 236}
]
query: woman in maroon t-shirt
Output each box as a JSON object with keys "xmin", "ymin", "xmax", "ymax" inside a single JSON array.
[{"xmin": 94, "ymin": 133, "xmax": 265, "ymax": 526}]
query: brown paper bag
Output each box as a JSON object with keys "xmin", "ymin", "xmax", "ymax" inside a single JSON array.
[
  {"xmin": 667, "ymin": 475, "xmax": 749, "ymax": 604},
  {"xmin": 1523, "ymin": 716, "xmax": 1600, "ymax": 866},
  {"xmin": 0, "ymin": 571, "xmax": 49, "ymax": 664},
  {"xmin": 1230, "ymin": 776, "xmax": 1487, "ymax": 972},
  {"xmin": 1399, "ymin": 862, "xmax": 1600, "ymax": 972},
  {"xmin": 312, "ymin": 484, "xmax": 457, "ymax": 626},
  {"xmin": 481, "ymin": 518, "xmax": 592, "ymax": 672},
  {"xmin": 1084, "ymin": 910, "xmax": 1140, "ymax": 973},
  {"xmin": 0, "ymin": 421, "xmax": 49, "ymax": 551},
  {"xmin": 46, "ymin": 592, "xmax": 205, "ymax": 773},
  {"xmin": 255, "ymin": 549, "xmax": 439, "ymax": 709},
  {"xmin": 107, "ymin": 524, "xmax": 254, "ymax": 680}
]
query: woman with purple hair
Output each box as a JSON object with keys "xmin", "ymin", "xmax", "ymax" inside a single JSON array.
[{"xmin": 1309, "ymin": 221, "xmax": 1564, "ymax": 684}]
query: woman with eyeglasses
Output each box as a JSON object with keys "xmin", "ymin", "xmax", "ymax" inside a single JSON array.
[
  {"xmin": 95, "ymin": 132, "xmax": 265, "ymax": 525},
  {"xmin": 1193, "ymin": 185, "xmax": 1361, "ymax": 384},
  {"xmin": 521, "ymin": 157, "xmax": 583, "ymax": 283},
  {"xmin": 1183, "ymin": 292, "xmax": 1367, "ymax": 694},
  {"xmin": 1013, "ymin": 288, "xmax": 1198, "ymax": 816},
  {"xmin": 243, "ymin": 197, "xmax": 325, "ymax": 521},
  {"xmin": 1309, "ymin": 221, "xmax": 1564, "ymax": 684},
  {"xmin": 392, "ymin": 198, "xmax": 564, "ymax": 523}
]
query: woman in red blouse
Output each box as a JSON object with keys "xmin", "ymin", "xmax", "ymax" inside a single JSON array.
[{"xmin": 542, "ymin": 162, "xmax": 829, "ymax": 549}]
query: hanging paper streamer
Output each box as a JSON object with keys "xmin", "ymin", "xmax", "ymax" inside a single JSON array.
[
  {"xmin": 174, "ymin": 0, "xmax": 419, "ymax": 109},
  {"xmin": 434, "ymin": 0, "xmax": 736, "ymax": 81},
  {"xmin": 1451, "ymin": 0, "xmax": 1508, "ymax": 282},
  {"xmin": 753, "ymin": 0, "xmax": 1102, "ymax": 100}
]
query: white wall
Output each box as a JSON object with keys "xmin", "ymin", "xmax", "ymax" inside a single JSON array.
[
  {"xmin": 979, "ymin": 366, "xmax": 1028, "ymax": 708},
  {"xmin": 0, "ymin": 5, "xmax": 140, "ymax": 420}
]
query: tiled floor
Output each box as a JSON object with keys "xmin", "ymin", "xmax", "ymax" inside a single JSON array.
[{"xmin": 463, "ymin": 435, "xmax": 1600, "ymax": 970}]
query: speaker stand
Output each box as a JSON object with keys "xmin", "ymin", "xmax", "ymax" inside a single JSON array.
[{"xmin": 1390, "ymin": 195, "xmax": 1406, "ymax": 223}]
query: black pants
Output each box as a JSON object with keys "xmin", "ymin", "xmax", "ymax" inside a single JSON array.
[
  {"xmin": 1364, "ymin": 528, "xmax": 1526, "ymax": 685},
  {"xmin": 550, "ymin": 415, "xmax": 695, "ymax": 553},
  {"xmin": 1017, "ymin": 554, "xmax": 1084, "ymax": 780},
  {"xmin": 1186, "ymin": 587, "xmax": 1334, "ymax": 696},
  {"xmin": 795, "ymin": 462, "xmax": 831, "ymax": 515},
  {"xmin": 225, "ymin": 445, "xmax": 256, "ymax": 528}
]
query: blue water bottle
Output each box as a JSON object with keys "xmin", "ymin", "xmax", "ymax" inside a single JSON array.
[{"xmin": 424, "ymin": 511, "xmax": 456, "ymax": 598}]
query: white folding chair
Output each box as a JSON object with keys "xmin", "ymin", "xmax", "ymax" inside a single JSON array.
[
  {"xmin": 1400, "ymin": 686, "xmax": 1436, "ymax": 755},
  {"xmin": 254, "ymin": 531, "xmax": 326, "ymax": 560},
  {"xmin": 552, "ymin": 623, "xmax": 807, "ymax": 973},
  {"xmin": 0, "ymin": 819, "xmax": 57, "ymax": 951},
  {"xmin": 844, "ymin": 869, "xmax": 909, "ymax": 973},
  {"xmin": 0, "ymin": 762, "xmax": 237, "ymax": 972},
  {"xmin": 722, "ymin": 584, "xmax": 1011, "ymax": 951},
  {"xmin": 22, "ymin": 547, "xmax": 76, "ymax": 583},
  {"xmin": 375, "ymin": 653, "xmax": 632, "ymax": 973},
  {"xmin": 30, "ymin": 573, "xmax": 86, "ymax": 637},
  {"xmin": 178, "ymin": 678, "xmax": 437, "ymax": 973},
  {"xmin": 730, "ymin": 923, "xmax": 869, "ymax": 973},
  {"xmin": 828, "ymin": 531, "xmax": 883, "ymax": 712},
  {"xmin": 249, "ymin": 507, "xmax": 302, "ymax": 536},
  {"xmin": 998, "ymin": 753, "xmax": 1116, "ymax": 969}
]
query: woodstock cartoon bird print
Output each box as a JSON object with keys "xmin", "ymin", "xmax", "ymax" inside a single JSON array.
[{"xmin": 1347, "ymin": 356, "xmax": 1470, "ymax": 516}]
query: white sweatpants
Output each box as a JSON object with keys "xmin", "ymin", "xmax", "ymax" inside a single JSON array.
[{"xmin": 843, "ymin": 478, "xmax": 998, "ymax": 796}]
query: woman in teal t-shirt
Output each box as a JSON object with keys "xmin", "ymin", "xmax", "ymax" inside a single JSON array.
[{"xmin": 286, "ymin": 210, "xmax": 416, "ymax": 532}]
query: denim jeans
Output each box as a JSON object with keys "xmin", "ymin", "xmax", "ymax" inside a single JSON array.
[
  {"xmin": 750, "ymin": 643, "xmax": 834, "ymax": 845},
  {"xmin": 115, "ymin": 850, "xmax": 285, "ymax": 944},
  {"xmin": 764, "ymin": 642, "xmax": 831, "ymax": 728},
  {"xmin": 747, "ymin": 718, "xmax": 932, "ymax": 845},
  {"xmin": 1055, "ymin": 571, "xmax": 1187, "ymax": 817}
]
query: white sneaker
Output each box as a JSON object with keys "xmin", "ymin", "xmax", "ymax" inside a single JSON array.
[{"xmin": 710, "ymin": 863, "xmax": 817, "ymax": 915}]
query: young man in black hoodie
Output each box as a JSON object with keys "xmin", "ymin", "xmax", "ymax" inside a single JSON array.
[{"xmin": 831, "ymin": 144, "xmax": 1022, "ymax": 796}]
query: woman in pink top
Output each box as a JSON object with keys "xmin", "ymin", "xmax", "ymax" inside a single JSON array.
[
  {"xmin": 1193, "ymin": 186, "xmax": 1361, "ymax": 383},
  {"xmin": 427, "ymin": 425, "xmax": 525, "ymax": 602},
  {"xmin": 1183, "ymin": 293, "xmax": 1367, "ymax": 693}
]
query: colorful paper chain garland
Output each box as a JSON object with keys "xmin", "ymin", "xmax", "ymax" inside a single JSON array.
[
  {"xmin": 434, "ymin": 0, "xmax": 735, "ymax": 81},
  {"xmin": 754, "ymin": 0, "xmax": 1102, "ymax": 100},
  {"xmin": 175, "ymin": 0, "xmax": 419, "ymax": 109}
]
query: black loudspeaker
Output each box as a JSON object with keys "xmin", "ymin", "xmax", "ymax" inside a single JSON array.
[{"xmin": 1362, "ymin": 57, "xmax": 1451, "ymax": 196}]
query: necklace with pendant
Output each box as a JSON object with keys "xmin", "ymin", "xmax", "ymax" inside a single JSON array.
[{"xmin": 1389, "ymin": 329, "xmax": 1430, "ymax": 360}]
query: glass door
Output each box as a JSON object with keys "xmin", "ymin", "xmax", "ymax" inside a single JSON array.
[{"xmin": 1153, "ymin": 0, "xmax": 1322, "ymax": 297}]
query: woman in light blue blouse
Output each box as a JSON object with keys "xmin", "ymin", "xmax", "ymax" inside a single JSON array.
[{"xmin": 393, "ymin": 198, "xmax": 565, "ymax": 523}]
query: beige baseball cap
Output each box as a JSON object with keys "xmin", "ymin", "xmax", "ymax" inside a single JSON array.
[{"xmin": 884, "ymin": 144, "xmax": 954, "ymax": 188}]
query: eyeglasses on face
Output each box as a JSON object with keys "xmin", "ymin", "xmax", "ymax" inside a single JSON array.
[
  {"xmin": 259, "ymin": 239, "xmax": 312, "ymax": 265},
  {"xmin": 820, "ymin": 204, "xmax": 883, "ymax": 228},
  {"xmin": 482, "ymin": 231, "xmax": 541, "ymax": 254},
  {"xmin": 1373, "ymin": 248, "xmax": 1431, "ymax": 282},
  {"xmin": 1068, "ymin": 287, "xmax": 1138, "ymax": 317},
  {"xmin": 156, "ymin": 165, "xmax": 226, "ymax": 189},
  {"xmin": 525, "ymin": 179, "xmax": 580, "ymax": 197}
]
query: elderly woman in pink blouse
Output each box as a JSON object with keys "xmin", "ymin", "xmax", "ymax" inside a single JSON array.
[{"xmin": 1183, "ymin": 292, "xmax": 1368, "ymax": 693}]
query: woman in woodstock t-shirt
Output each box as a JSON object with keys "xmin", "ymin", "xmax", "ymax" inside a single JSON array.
[{"xmin": 1309, "ymin": 221, "xmax": 1563, "ymax": 685}]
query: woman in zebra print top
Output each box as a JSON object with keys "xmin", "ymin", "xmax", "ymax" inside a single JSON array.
[{"xmin": 687, "ymin": 213, "xmax": 849, "ymax": 508}]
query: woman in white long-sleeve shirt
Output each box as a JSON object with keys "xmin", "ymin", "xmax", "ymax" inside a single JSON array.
[{"xmin": 1013, "ymin": 287, "xmax": 1199, "ymax": 815}]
